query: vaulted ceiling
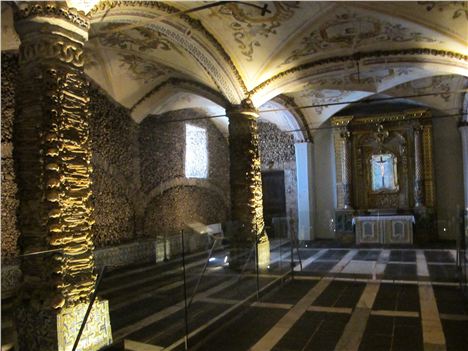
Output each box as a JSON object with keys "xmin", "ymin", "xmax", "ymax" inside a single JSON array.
[{"xmin": 2, "ymin": 1, "xmax": 467, "ymax": 137}]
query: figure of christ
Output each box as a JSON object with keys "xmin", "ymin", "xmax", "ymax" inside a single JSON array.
[
  {"xmin": 371, "ymin": 154, "xmax": 397, "ymax": 192},
  {"xmin": 377, "ymin": 155, "xmax": 387, "ymax": 189}
]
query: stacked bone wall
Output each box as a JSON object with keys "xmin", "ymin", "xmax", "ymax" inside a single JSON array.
[
  {"xmin": 1, "ymin": 52, "xmax": 20, "ymax": 264},
  {"xmin": 258, "ymin": 121, "xmax": 297, "ymax": 221},
  {"xmin": 88, "ymin": 86, "xmax": 141, "ymax": 247},
  {"xmin": 139, "ymin": 109, "xmax": 230, "ymax": 237}
]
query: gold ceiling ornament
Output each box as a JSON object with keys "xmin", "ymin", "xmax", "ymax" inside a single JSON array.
[{"xmin": 331, "ymin": 116, "xmax": 354, "ymax": 127}]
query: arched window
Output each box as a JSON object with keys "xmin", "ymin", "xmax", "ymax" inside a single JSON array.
[{"xmin": 185, "ymin": 124, "xmax": 208, "ymax": 178}]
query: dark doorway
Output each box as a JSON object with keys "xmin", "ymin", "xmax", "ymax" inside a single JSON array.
[{"xmin": 262, "ymin": 171, "xmax": 286, "ymax": 235}]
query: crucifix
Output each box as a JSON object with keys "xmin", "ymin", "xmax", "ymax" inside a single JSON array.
[{"xmin": 376, "ymin": 155, "xmax": 387, "ymax": 188}]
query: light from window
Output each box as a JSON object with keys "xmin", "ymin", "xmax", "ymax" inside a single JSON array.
[{"xmin": 185, "ymin": 124, "xmax": 208, "ymax": 178}]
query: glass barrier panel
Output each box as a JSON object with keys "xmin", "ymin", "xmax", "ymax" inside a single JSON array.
[{"xmin": 95, "ymin": 233, "xmax": 187, "ymax": 350}]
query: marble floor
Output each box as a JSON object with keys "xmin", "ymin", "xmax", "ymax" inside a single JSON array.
[
  {"xmin": 95, "ymin": 243, "xmax": 468, "ymax": 351},
  {"xmin": 2, "ymin": 243, "xmax": 466, "ymax": 351}
]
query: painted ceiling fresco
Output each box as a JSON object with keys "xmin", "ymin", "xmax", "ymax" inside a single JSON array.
[{"xmin": 2, "ymin": 1, "xmax": 467, "ymax": 136}]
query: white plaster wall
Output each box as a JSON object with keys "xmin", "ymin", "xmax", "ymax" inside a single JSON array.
[
  {"xmin": 433, "ymin": 114, "xmax": 464, "ymax": 240},
  {"xmin": 295, "ymin": 142, "xmax": 314, "ymax": 241},
  {"xmin": 312, "ymin": 127, "xmax": 336, "ymax": 239}
]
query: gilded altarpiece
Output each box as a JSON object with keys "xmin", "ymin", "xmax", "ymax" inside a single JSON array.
[
  {"xmin": 354, "ymin": 124, "xmax": 409, "ymax": 209},
  {"xmin": 332, "ymin": 109, "xmax": 436, "ymax": 243}
]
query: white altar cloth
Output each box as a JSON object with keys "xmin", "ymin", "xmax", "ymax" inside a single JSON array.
[{"xmin": 354, "ymin": 215, "xmax": 414, "ymax": 245}]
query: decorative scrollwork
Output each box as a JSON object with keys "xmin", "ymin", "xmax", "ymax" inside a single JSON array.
[
  {"xmin": 130, "ymin": 77, "xmax": 230, "ymax": 114},
  {"xmin": 210, "ymin": 2, "xmax": 299, "ymax": 61},
  {"xmin": 418, "ymin": 1, "xmax": 468, "ymax": 20},
  {"xmin": 250, "ymin": 48, "xmax": 468, "ymax": 96},
  {"xmin": 280, "ymin": 12, "xmax": 438, "ymax": 67},
  {"xmin": 91, "ymin": 0, "xmax": 248, "ymax": 95}
]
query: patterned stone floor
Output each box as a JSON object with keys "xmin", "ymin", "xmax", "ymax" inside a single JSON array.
[{"xmin": 94, "ymin": 243, "xmax": 468, "ymax": 351}]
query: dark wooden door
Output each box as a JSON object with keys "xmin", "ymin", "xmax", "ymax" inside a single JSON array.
[{"xmin": 262, "ymin": 171, "xmax": 286, "ymax": 233}]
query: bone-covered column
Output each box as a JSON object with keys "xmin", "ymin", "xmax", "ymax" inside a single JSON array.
[
  {"xmin": 13, "ymin": 2, "xmax": 111, "ymax": 350},
  {"xmin": 414, "ymin": 125, "xmax": 425, "ymax": 208},
  {"xmin": 227, "ymin": 99, "xmax": 270, "ymax": 268}
]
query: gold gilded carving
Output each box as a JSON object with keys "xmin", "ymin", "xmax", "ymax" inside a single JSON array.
[
  {"xmin": 338, "ymin": 109, "xmax": 430, "ymax": 126},
  {"xmin": 333, "ymin": 109, "xmax": 432, "ymax": 210},
  {"xmin": 332, "ymin": 118, "xmax": 353, "ymax": 209},
  {"xmin": 331, "ymin": 116, "xmax": 354, "ymax": 127},
  {"xmin": 422, "ymin": 125, "xmax": 435, "ymax": 207},
  {"xmin": 374, "ymin": 124, "xmax": 390, "ymax": 145}
]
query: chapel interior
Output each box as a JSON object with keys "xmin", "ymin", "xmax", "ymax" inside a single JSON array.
[{"xmin": 1, "ymin": 1, "xmax": 468, "ymax": 351}]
